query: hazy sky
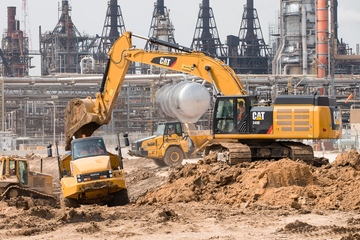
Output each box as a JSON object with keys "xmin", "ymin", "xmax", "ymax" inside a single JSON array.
[{"xmin": 0, "ymin": 0, "xmax": 359, "ymax": 76}]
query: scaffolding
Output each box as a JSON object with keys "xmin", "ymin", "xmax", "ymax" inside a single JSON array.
[{"xmin": 39, "ymin": 0, "xmax": 98, "ymax": 75}]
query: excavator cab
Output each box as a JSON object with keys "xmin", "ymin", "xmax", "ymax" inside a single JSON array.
[{"xmin": 214, "ymin": 96, "xmax": 257, "ymax": 134}]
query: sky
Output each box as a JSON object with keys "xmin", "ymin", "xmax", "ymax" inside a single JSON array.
[{"xmin": 0, "ymin": 0, "xmax": 360, "ymax": 76}]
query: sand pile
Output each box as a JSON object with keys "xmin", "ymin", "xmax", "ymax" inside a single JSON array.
[{"xmin": 137, "ymin": 150, "xmax": 360, "ymax": 211}]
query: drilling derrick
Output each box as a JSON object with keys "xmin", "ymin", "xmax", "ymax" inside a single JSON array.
[
  {"xmin": 1, "ymin": 6, "xmax": 32, "ymax": 77},
  {"xmin": 97, "ymin": 0, "xmax": 126, "ymax": 66},
  {"xmin": 190, "ymin": 0, "xmax": 226, "ymax": 59},
  {"xmin": 40, "ymin": 0, "xmax": 98, "ymax": 75},
  {"xmin": 228, "ymin": 0, "xmax": 269, "ymax": 74}
]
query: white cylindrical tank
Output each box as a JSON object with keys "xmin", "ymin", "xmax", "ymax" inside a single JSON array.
[{"xmin": 156, "ymin": 81, "xmax": 210, "ymax": 123}]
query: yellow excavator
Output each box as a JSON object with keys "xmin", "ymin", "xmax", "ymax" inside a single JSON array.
[
  {"xmin": 65, "ymin": 31, "xmax": 342, "ymax": 163},
  {"xmin": 60, "ymin": 31, "xmax": 342, "ymax": 206}
]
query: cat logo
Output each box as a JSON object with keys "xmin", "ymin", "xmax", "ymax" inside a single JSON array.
[
  {"xmin": 252, "ymin": 112, "xmax": 265, "ymax": 121},
  {"xmin": 151, "ymin": 56, "xmax": 177, "ymax": 67}
]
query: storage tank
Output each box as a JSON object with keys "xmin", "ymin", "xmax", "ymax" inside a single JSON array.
[{"xmin": 156, "ymin": 81, "xmax": 210, "ymax": 123}]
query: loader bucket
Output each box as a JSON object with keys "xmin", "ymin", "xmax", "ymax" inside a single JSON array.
[{"xmin": 64, "ymin": 97, "xmax": 104, "ymax": 150}]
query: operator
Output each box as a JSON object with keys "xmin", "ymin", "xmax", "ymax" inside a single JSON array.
[
  {"xmin": 237, "ymin": 101, "xmax": 245, "ymax": 120},
  {"xmin": 168, "ymin": 125, "xmax": 175, "ymax": 134},
  {"xmin": 80, "ymin": 147, "xmax": 89, "ymax": 157}
]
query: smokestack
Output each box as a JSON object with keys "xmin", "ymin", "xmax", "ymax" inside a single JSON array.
[
  {"xmin": 109, "ymin": 0, "xmax": 119, "ymax": 38},
  {"xmin": 156, "ymin": 0, "xmax": 165, "ymax": 15},
  {"xmin": 7, "ymin": 7, "xmax": 16, "ymax": 37},
  {"xmin": 316, "ymin": 0, "xmax": 329, "ymax": 78},
  {"xmin": 201, "ymin": 0, "xmax": 211, "ymax": 39},
  {"xmin": 245, "ymin": 0, "xmax": 255, "ymax": 41}
]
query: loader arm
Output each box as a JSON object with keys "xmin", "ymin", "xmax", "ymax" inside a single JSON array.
[{"xmin": 64, "ymin": 31, "xmax": 246, "ymax": 150}]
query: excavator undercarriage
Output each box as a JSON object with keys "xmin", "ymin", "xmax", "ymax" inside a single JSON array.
[{"xmin": 204, "ymin": 140, "xmax": 321, "ymax": 166}]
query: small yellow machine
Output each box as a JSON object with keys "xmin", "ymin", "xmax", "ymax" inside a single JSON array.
[
  {"xmin": 129, "ymin": 122, "xmax": 211, "ymax": 166},
  {"xmin": 0, "ymin": 156, "xmax": 55, "ymax": 202}
]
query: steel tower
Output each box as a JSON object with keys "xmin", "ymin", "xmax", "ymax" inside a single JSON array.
[
  {"xmin": 190, "ymin": 0, "xmax": 226, "ymax": 59},
  {"xmin": 97, "ymin": 0, "xmax": 126, "ymax": 60},
  {"xmin": 228, "ymin": 0, "xmax": 269, "ymax": 74},
  {"xmin": 146, "ymin": 0, "xmax": 176, "ymax": 51}
]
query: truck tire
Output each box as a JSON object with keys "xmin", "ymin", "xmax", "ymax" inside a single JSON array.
[
  {"xmin": 60, "ymin": 194, "xmax": 79, "ymax": 208},
  {"xmin": 152, "ymin": 158, "xmax": 167, "ymax": 167},
  {"xmin": 108, "ymin": 189, "xmax": 130, "ymax": 207},
  {"xmin": 164, "ymin": 147, "xmax": 184, "ymax": 166}
]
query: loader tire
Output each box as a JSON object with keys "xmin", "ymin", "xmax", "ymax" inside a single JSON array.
[
  {"xmin": 164, "ymin": 147, "xmax": 183, "ymax": 166},
  {"xmin": 108, "ymin": 189, "xmax": 130, "ymax": 207}
]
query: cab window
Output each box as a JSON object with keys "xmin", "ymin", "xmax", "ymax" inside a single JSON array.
[
  {"xmin": 19, "ymin": 161, "xmax": 28, "ymax": 184},
  {"xmin": 215, "ymin": 99, "xmax": 234, "ymax": 133},
  {"xmin": 9, "ymin": 160, "xmax": 16, "ymax": 175}
]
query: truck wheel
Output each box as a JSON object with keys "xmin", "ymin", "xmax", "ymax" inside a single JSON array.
[
  {"xmin": 164, "ymin": 147, "xmax": 183, "ymax": 166},
  {"xmin": 60, "ymin": 194, "xmax": 79, "ymax": 208},
  {"xmin": 152, "ymin": 158, "xmax": 167, "ymax": 167},
  {"xmin": 108, "ymin": 189, "xmax": 130, "ymax": 207}
]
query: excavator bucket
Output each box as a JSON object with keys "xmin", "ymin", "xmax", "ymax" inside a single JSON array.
[{"xmin": 64, "ymin": 97, "xmax": 104, "ymax": 151}]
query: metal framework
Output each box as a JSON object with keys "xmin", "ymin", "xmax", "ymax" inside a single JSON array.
[
  {"xmin": 96, "ymin": 0, "xmax": 126, "ymax": 66},
  {"xmin": 39, "ymin": 1, "xmax": 99, "ymax": 75}
]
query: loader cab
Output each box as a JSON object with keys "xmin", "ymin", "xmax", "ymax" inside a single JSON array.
[
  {"xmin": 156, "ymin": 122, "xmax": 183, "ymax": 137},
  {"xmin": 214, "ymin": 96, "xmax": 257, "ymax": 134}
]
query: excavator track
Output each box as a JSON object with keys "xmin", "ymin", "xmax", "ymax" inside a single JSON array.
[
  {"xmin": 204, "ymin": 140, "xmax": 315, "ymax": 165},
  {"xmin": 0, "ymin": 185, "xmax": 57, "ymax": 206}
]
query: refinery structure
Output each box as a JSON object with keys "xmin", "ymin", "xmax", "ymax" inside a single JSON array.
[{"xmin": 0, "ymin": 0, "xmax": 360, "ymax": 151}]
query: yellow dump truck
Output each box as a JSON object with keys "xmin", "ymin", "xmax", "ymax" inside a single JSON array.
[{"xmin": 58, "ymin": 136, "xmax": 128, "ymax": 208}]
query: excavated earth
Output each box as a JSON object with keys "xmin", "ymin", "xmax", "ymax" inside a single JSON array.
[{"xmin": 2, "ymin": 150, "xmax": 360, "ymax": 239}]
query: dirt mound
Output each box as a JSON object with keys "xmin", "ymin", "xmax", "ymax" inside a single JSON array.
[
  {"xmin": 332, "ymin": 149, "xmax": 360, "ymax": 170},
  {"xmin": 137, "ymin": 153, "xmax": 360, "ymax": 211}
]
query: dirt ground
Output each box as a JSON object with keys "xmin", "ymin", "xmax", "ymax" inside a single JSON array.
[{"xmin": 1, "ymin": 150, "xmax": 360, "ymax": 240}]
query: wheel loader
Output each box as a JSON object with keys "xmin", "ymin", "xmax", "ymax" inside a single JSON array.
[
  {"xmin": 0, "ymin": 156, "xmax": 55, "ymax": 204},
  {"xmin": 129, "ymin": 122, "xmax": 211, "ymax": 166}
]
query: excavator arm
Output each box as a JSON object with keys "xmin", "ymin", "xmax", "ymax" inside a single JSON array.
[{"xmin": 64, "ymin": 31, "xmax": 246, "ymax": 150}]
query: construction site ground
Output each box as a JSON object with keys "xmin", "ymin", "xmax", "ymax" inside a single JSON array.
[{"xmin": 1, "ymin": 149, "xmax": 360, "ymax": 239}]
